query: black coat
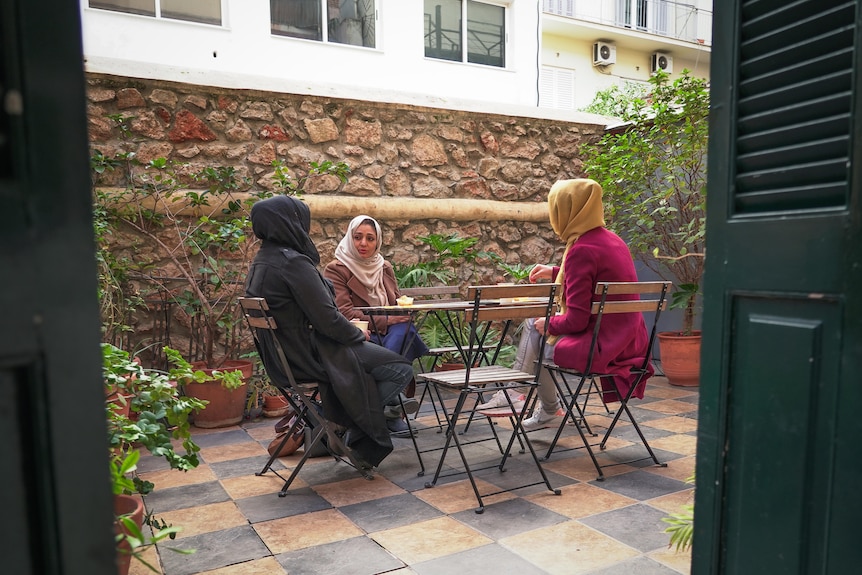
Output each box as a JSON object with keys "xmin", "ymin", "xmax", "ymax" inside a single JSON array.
[{"xmin": 245, "ymin": 196, "xmax": 405, "ymax": 466}]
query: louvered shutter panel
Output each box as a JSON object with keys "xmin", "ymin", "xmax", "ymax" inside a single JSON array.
[
  {"xmin": 539, "ymin": 66, "xmax": 575, "ymax": 110},
  {"xmin": 735, "ymin": 0, "xmax": 854, "ymax": 212}
]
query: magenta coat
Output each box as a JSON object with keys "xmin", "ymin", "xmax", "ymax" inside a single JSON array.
[{"xmin": 547, "ymin": 227, "xmax": 653, "ymax": 402}]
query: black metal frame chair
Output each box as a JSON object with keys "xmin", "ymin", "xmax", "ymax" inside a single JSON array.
[
  {"xmin": 416, "ymin": 283, "xmax": 563, "ymax": 513},
  {"xmin": 238, "ymin": 297, "xmax": 374, "ymax": 496},
  {"xmin": 540, "ymin": 281, "xmax": 672, "ymax": 480}
]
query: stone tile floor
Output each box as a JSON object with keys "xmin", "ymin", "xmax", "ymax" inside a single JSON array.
[{"xmin": 131, "ymin": 375, "xmax": 697, "ymax": 575}]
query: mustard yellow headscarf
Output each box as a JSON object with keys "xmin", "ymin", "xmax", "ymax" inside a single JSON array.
[{"xmin": 546, "ymin": 179, "xmax": 606, "ymax": 343}]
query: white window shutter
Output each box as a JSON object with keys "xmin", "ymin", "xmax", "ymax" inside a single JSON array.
[{"xmin": 539, "ymin": 66, "xmax": 575, "ymax": 110}]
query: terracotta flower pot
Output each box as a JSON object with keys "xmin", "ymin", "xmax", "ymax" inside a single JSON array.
[
  {"xmin": 114, "ymin": 494, "xmax": 144, "ymax": 575},
  {"xmin": 657, "ymin": 330, "xmax": 702, "ymax": 387},
  {"xmin": 186, "ymin": 360, "xmax": 252, "ymax": 428},
  {"xmin": 262, "ymin": 393, "xmax": 290, "ymax": 417},
  {"xmin": 106, "ymin": 390, "xmax": 134, "ymax": 418}
]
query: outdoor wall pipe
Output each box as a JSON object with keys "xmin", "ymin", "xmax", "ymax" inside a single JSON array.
[
  {"xmin": 99, "ymin": 188, "xmax": 551, "ymax": 223},
  {"xmin": 304, "ymin": 195, "xmax": 549, "ymax": 223}
]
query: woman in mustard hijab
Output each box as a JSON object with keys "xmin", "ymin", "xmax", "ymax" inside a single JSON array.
[{"xmin": 517, "ymin": 179, "xmax": 652, "ymax": 430}]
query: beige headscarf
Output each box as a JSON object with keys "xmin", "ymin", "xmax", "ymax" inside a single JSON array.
[
  {"xmin": 546, "ymin": 179, "xmax": 606, "ymax": 343},
  {"xmin": 334, "ymin": 215, "xmax": 388, "ymax": 306}
]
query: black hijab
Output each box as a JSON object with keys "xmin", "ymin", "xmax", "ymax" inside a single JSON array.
[{"xmin": 251, "ymin": 195, "xmax": 320, "ymax": 265}]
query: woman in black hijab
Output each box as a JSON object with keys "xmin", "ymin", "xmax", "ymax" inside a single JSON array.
[{"xmin": 245, "ymin": 196, "xmax": 413, "ymax": 468}]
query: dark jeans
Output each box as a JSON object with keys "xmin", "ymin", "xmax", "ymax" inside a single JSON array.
[
  {"xmin": 355, "ymin": 341, "xmax": 414, "ymax": 407},
  {"xmin": 370, "ymin": 361, "xmax": 414, "ymax": 407}
]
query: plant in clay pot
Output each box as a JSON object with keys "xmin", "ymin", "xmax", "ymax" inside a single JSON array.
[
  {"xmin": 261, "ymin": 382, "xmax": 291, "ymax": 417},
  {"xmin": 164, "ymin": 347, "xmax": 248, "ymax": 428},
  {"xmin": 104, "ymin": 342, "xmax": 214, "ymax": 573},
  {"xmin": 581, "ymin": 70, "xmax": 708, "ymax": 386}
]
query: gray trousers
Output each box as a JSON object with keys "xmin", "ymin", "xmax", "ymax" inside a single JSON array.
[{"xmin": 513, "ymin": 317, "xmax": 560, "ymax": 414}]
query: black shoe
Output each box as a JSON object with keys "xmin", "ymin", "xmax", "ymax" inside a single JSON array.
[
  {"xmin": 330, "ymin": 429, "xmax": 373, "ymax": 470},
  {"xmin": 383, "ymin": 394, "xmax": 420, "ymax": 419},
  {"xmin": 386, "ymin": 417, "xmax": 413, "ymax": 438}
]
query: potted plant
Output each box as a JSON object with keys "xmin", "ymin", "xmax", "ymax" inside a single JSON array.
[
  {"xmin": 261, "ymin": 385, "xmax": 290, "ymax": 417},
  {"xmin": 581, "ymin": 69, "xmax": 708, "ymax": 386},
  {"xmin": 104, "ymin": 342, "xmax": 213, "ymax": 573}
]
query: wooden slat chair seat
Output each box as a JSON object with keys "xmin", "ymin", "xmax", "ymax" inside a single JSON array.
[{"xmin": 540, "ymin": 281, "xmax": 672, "ymax": 480}]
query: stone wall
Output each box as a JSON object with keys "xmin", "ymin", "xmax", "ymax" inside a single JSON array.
[{"xmin": 86, "ymin": 73, "xmax": 606, "ymax": 286}]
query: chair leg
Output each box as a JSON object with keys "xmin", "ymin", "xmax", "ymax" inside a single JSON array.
[
  {"xmin": 599, "ymin": 375, "xmax": 665, "ymax": 468},
  {"xmin": 543, "ymin": 371, "xmax": 601, "ymax": 471},
  {"xmin": 499, "ymin": 386, "xmax": 564, "ymax": 493},
  {"xmin": 398, "ymin": 394, "xmax": 425, "ymax": 476},
  {"xmin": 415, "ymin": 356, "xmax": 448, "ymax": 431}
]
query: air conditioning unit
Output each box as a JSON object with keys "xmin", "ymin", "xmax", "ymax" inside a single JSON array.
[
  {"xmin": 593, "ymin": 41, "xmax": 616, "ymax": 66},
  {"xmin": 651, "ymin": 52, "xmax": 673, "ymax": 73}
]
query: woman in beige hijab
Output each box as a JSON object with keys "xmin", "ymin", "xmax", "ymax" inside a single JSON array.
[{"xmin": 324, "ymin": 215, "xmax": 429, "ymax": 436}]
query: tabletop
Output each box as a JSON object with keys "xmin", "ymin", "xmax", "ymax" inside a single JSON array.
[{"xmin": 356, "ymin": 297, "xmax": 552, "ymax": 316}]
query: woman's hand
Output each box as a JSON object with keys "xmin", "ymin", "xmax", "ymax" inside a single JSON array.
[
  {"xmin": 529, "ymin": 264, "xmax": 554, "ymax": 283},
  {"xmin": 534, "ymin": 317, "xmax": 547, "ymax": 335}
]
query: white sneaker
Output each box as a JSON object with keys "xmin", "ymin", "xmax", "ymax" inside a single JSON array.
[
  {"xmin": 476, "ymin": 389, "xmax": 525, "ymax": 411},
  {"xmin": 522, "ymin": 402, "xmax": 564, "ymax": 431}
]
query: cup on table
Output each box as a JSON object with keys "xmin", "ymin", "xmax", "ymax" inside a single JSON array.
[{"xmin": 351, "ymin": 319, "xmax": 368, "ymax": 331}]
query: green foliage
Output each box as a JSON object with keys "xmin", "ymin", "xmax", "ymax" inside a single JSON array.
[
  {"xmin": 497, "ymin": 262, "xmax": 534, "ymax": 283},
  {"xmin": 270, "ymin": 158, "xmax": 350, "ymax": 196},
  {"xmin": 394, "ymin": 232, "xmax": 498, "ymax": 289},
  {"xmin": 104, "ymin": 343, "xmax": 216, "ymax": 497},
  {"xmin": 662, "ymin": 473, "xmax": 695, "ymax": 553},
  {"xmin": 581, "ymin": 70, "xmax": 708, "ymax": 335},
  {"xmin": 393, "ymin": 262, "xmax": 452, "ymax": 289},
  {"xmin": 92, "ymin": 113, "xmax": 351, "ymax": 365},
  {"xmin": 104, "ymin": 342, "xmax": 218, "ymax": 569},
  {"xmin": 580, "ymin": 81, "xmax": 649, "ymax": 118},
  {"xmin": 163, "ymin": 346, "xmax": 246, "ymax": 390}
]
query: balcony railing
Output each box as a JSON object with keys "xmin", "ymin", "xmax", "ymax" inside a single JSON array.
[{"xmin": 543, "ymin": 0, "xmax": 712, "ymax": 47}]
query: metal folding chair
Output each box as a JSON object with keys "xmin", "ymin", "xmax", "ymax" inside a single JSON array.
[
  {"xmin": 540, "ymin": 281, "xmax": 671, "ymax": 479},
  {"xmin": 416, "ymin": 283, "xmax": 563, "ymax": 513},
  {"xmin": 238, "ymin": 297, "xmax": 374, "ymax": 496}
]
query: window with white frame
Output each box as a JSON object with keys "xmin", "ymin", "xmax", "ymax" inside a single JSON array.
[
  {"xmin": 539, "ymin": 66, "xmax": 575, "ymax": 110},
  {"xmin": 270, "ymin": 0, "xmax": 377, "ymax": 48},
  {"xmin": 615, "ymin": 0, "xmax": 670, "ymax": 36},
  {"xmin": 424, "ymin": 0, "xmax": 506, "ymax": 68},
  {"xmin": 89, "ymin": 0, "xmax": 222, "ymax": 25}
]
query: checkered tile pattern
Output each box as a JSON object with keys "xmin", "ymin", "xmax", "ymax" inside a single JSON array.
[{"xmin": 132, "ymin": 375, "xmax": 697, "ymax": 575}]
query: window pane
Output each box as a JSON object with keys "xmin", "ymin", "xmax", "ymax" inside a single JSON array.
[
  {"xmin": 162, "ymin": 0, "xmax": 222, "ymax": 25},
  {"xmin": 467, "ymin": 1, "xmax": 504, "ymax": 67},
  {"xmin": 328, "ymin": 0, "xmax": 376, "ymax": 47},
  {"xmin": 424, "ymin": 0, "xmax": 462, "ymax": 62},
  {"xmin": 272, "ymin": 0, "xmax": 322, "ymax": 41},
  {"xmin": 90, "ymin": 0, "xmax": 155, "ymax": 17}
]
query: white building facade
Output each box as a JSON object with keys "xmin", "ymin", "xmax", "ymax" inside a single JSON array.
[{"xmin": 81, "ymin": 0, "xmax": 711, "ymax": 120}]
